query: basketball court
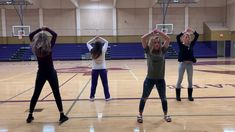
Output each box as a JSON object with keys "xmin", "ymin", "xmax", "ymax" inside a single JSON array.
[
  {"xmin": 0, "ymin": 0, "xmax": 235, "ymax": 131},
  {"xmin": 0, "ymin": 58, "xmax": 235, "ymax": 131}
]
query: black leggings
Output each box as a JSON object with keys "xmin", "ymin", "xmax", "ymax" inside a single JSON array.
[
  {"xmin": 139, "ymin": 78, "xmax": 168, "ymax": 114},
  {"xmin": 29, "ymin": 69, "xmax": 63, "ymax": 113}
]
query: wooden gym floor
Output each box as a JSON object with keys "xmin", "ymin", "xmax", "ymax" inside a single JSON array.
[{"xmin": 0, "ymin": 58, "xmax": 235, "ymax": 132}]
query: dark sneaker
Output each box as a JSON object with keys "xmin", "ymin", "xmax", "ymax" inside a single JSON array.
[
  {"xmin": 26, "ymin": 114, "xmax": 34, "ymax": 123},
  {"xmin": 164, "ymin": 115, "xmax": 172, "ymax": 122},
  {"xmin": 59, "ymin": 115, "xmax": 69, "ymax": 124},
  {"xmin": 89, "ymin": 97, "xmax": 95, "ymax": 102},
  {"xmin": 188, "ymin": 97, "xmax": 194, "ymax": 101},
  {"xmin": 176, "ymin": 97, "xmax": 181, "ymax": 101}
]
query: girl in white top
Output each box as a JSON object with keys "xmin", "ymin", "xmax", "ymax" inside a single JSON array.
[
  {"xmin": 87, "ymin": 36, "xmax": 108, "ymax": 69},
  {"xmin": 86, "ymin": 36, "xmax": 111, "ymax": 101}
]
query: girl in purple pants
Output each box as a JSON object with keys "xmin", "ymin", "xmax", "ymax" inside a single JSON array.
[{"xmin": 86, "ymin": 36, "xmax": 111, "ymax": 101}]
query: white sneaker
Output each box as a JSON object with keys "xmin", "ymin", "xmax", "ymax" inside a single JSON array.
[
  {"xmin": 89, "ymin": 97, "xmax": 95, "ymax": 102},
  {"xmin": 105, "ymin": 97, "xmax": 112, "ymax": 101}
]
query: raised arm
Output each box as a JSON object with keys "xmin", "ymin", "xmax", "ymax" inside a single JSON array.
[
  {"xmin": 98, "ymin": 37, "xmax": 108, "ymax": 52},
  {"xmin": 186, "ymin": 27, "xmax": 199, "ymax": 46},
  {"xmin": 42, "ymin": 27, "xmax": 57, "ymax": 48},
  {"xmin": 155, "ymin": 30, "xmax": 170, "ymax": 49},
  {"xmin": 29, "ymin": 28, "xmax": 42, "ymax": 42},
  {"xmin": 191, "ymin": 31, "xmax": 199, "ymax": 46},
  {"xmin": 86, "ymin": 36, "xmax": 98, "ymax": 51},
  {"xmin": 176, "ymin": 32, "xmax": 184, "ymax": 44},
  {"xmin": 141, "ymin": 30, "xmax": 155, "ymax": 49}
]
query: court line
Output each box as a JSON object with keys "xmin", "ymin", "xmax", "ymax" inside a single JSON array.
[
  {"xmin": 69, "ymin": 113, "xmax": 235, "ymax": 119},
  {"xmin": 41, "ymin": 73, "xmax": 79, "ymax": 100},
  {"xmin": 125, "ymin": 64, "xmax": 138, "ymax": 81},
  {"xmin": 0, "ymin": 86, "xmax": 34, "ymax": 105},
  {"xmin": 42, "ymin": 63, "xmax": 92, "ymax": 115},
  {"xmin": 41, "ymin": 63, "xmax": 92, "ymax": 100},
  {"xmin": 0, "ymin": 73, "xmax": 64, "ymax": 105},
  {"xmin": 195, "ymin": 64, "xmax": 232, "ymax": 71},
  {"xmin": 2, "ymin": 96, "xmax": 235, "ymax": 103},
  {"xmin": 0, "ymin": 70, "xmax": 35, "ymax": 82},
  {"xmin": 0, "ymin": 62, "xmax": 89, "ymax": 103},
  {"xmin": 0, "ymin": 72, "xmax": 85, "ymax": 105},
  {"xmin": 65, "ymin": 78, "xmax": 91, "ymax": 116}
]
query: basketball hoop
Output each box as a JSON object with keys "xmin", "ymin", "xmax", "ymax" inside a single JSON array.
[
  {"xmin": 156, "ymin": 24, "xmax": 173, "ymax": 34},
  {"xmin": 13, "ymin": 26, "xmax": 30, "ymax": 37}
]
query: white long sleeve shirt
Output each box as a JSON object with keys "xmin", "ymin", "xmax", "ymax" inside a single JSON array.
[{"xmin": 86, "ymin": 37, "xmax": 108, "ymax": 69}]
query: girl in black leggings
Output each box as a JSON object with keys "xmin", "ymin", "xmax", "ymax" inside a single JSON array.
[{"xmin": 26, "ymin": 27, "xmax": 68, "ymax": 124}]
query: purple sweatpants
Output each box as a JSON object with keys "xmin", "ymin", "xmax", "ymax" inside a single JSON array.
[{"xmin": 90, "ymin": 69, "xmax": 110, "ymax": 99}]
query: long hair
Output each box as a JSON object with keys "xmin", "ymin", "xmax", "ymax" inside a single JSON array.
[
  {"xmin": 90, "ymin": 41, "xmax": 103, "ymax": 59},
  {"xmin": 31, "ymin": 32, "xmax": 51, "ymax": 57},
  {"xmin": 148, "ymin": 36, "xmax": 162, "ymax": 55}
]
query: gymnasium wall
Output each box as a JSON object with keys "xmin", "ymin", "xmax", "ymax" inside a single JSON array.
[
  {"xmin": 43, "ymin": 9, "xmax": 76, "ymax": 36},
  {"xmin": 227, "ymin": 2, "xmax": 235, "ymax": 31},
  {"xmin": 0, "ymin": 9, "xmax": 2, "ymax": 36},
  {"xmin": 232, "ymin": 32, "xmax": 235, "ymax": 40},
  {"xmin": 189, "ymin": 7, "xmax": 225, "ymax": 34},
  {"xmin": 0, "ymin": 6, "xmax": 231, "ymax": 44},
  {"xmin": 153, "ymin": 7, "xmax": 185, "ymax": 34},
  {"xmin": 80, "ymin": 9, "xmax": 113, "ymax": 36},
  {"xmin": 5, "ymin": 9, "xmax": 39, "ymax": 36},
  {"xmin": 81, "ymin": 9, "xmax": 113, "ymax": 36},
  {"xmin": 117, "ymin": 8, "xmax": 149, "ymax": 35}
]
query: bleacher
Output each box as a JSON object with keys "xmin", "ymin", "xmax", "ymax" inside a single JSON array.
[
  {"xmin": 21, "ymin": 47, "xmax": 34, "ymax": 61},
  {"xmin": 109, "ymin": 43, "xmax": 145, "ymax": 59},
  {"xmin": 171, "ymin": 41, "xmax": 217, "ymax": 58},
  {"xmin": 0, "ymin": 44, "xmax": 22, "ymax": 61},
  {"xmin": 52, "ymin": 44, "xmax": 89, "ymax": 60},
  {"xmin": 0, "ymin": 42, "xmax": 218, "ymax": 61},
  {"xmin": 194, "ymin": 41, "xmax": 217, "ymax": 58}
]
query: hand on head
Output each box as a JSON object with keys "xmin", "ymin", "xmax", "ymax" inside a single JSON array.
[
  {"xmin": 186, "ymin": 28, "xmax": 191, "ymax": 33},
  {"xmin": 41, "ymin": 26, "xmax": 47, "ymax": 31},
  {"xmin": 185, "ymin": 27, "xmax": 194, "ymax": 33},
  {"xmin": 152, "ymin": 29, "xmax": 160, "ymax": 35},
  {"xmin": 95, "ymin": 36, "xmax": 100, "ymax": 40}
]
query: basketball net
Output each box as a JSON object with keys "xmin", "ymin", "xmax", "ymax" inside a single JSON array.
[
  {"xmin": 18, "ymin": 31, "xmax": 24, "ymax": 40},
  {"xmin": 18, "ymin": 34, "xmax": 23, "ymax": 40}
]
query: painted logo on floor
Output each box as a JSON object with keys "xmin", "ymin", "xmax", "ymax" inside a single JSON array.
[
  {"xmin": 195, "ymin": 60, "xmax": 235, "ymax": 75},
  {"xmin": 56, "ymin": 66, "xmax": 128, "ymax": 76}
]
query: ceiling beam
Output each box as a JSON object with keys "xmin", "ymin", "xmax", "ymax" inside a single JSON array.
[
  {"xmin": 70, "ymin": 0, "xmax": 79, "ymax": 8},
  {"xmin": 0, "ymin": 0, "xmax": 32, "ymax": 5},
  {"xmin": 113, "ymin": 0, "xmax": 117, "ymax": 7},
  {"xmin": 156, "ymin": 0, "xmax": 198, "ymax": 4},
  {"xmin": 27, "ymin": 0, "xmax": 40, "ymax": 7}
]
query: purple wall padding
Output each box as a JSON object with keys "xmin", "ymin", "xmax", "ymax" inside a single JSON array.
[{"xmin": 0, "ymin": 41, "xmax": 218, "ymax": 61}]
